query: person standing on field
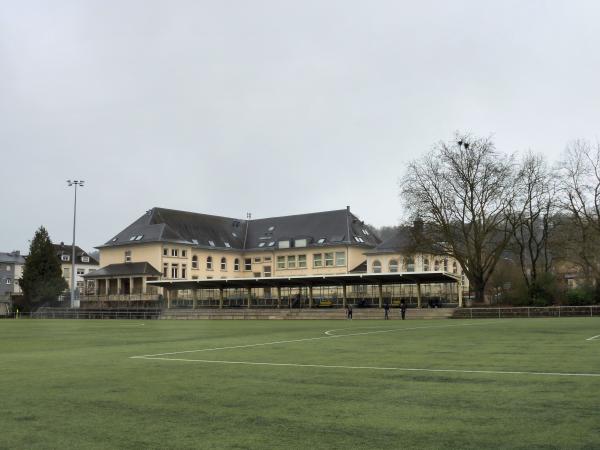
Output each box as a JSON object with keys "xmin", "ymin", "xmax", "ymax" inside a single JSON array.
[
  {"xmin": 347, "ymin": 304, "xmax": 353, "ymax": 320},
  {"xmin": 384, "ymin": 302, "xmax": 390, "ymax": 320},
  {"xmin": 400, "ymin": 300, "xmax": 407, "ymax": 320}
]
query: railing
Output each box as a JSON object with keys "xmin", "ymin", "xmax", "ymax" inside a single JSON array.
[
  {"xmin": 453, "ymin": 305, "xmax": 600, "ymax": 319},
  {"xmin": 5, "ymin": 308, "xmax": 163, "ymax": 320}
]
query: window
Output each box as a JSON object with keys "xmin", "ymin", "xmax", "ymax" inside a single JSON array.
[
  {"xmin": 254, "ymin": 257, "xmax": 262, "ymax": 263},
  {"xmin": 295, "ymin": 239, "xmax": 307, "ymax": 248},
  {"xmin": 171, "ymin": 264, "xmax": 179, "ymax": 279},
  {"xmin": 317, "ymin": 238, "xmax": 326, "ymax": 244},
  {"xmin": 253, "ymin": 272, "xmax": 261, "ymax": 277},
  {"xmin": 335, "ymin": 252, "xmax": 346, "ymax": 267},
  {"xmin": 81, "ymin": 256, "xmax": 90, "ymax": 263},
  {"xmin": 268, "ymin": 226, "xmax": 275, "ymax": 232},
  {"xmin": 373, "ymin": 260, "xmax": 382, "ymax": 273},
  {"xmin": 277, "ymin": 256, "xmax": 286, "ymax": 269},
  {"xmin": 124, "ymin": 250, "xmax": 132, "ymax": 263},
  {"xmin": 406, "ymin": 256, "xmax": 415, "ymax": 272},
  {"xmin": 298, "ymin": 255, "xmax": 307, "ymax": 269},
  {"xmin": 5, "ymin": 265, "xmax": 9, "ymax": 271},
  {"xmin": 208, "ymin": 240, "xmax": 215, "ymax": 247},
  {"xmin": 287, "ymin": 255, "xmax": 296, "ymax": 269},
  {"xmin": 232, "ymin": 232, "xmax": 238, "ymax": 238},
  {"xmin": 77, "ymin": 268, "xmax": 85, "ymax": 275},
  {"xmin": 181, "ymin": 264, "xmax": 187, "ymax": 279},
  {"xmin": 258, "ymin": 243, "xmax": 266, "ymax": 248},
  {"xmin": 192, "ymin": 239, "xmax": 199, "ymax": 245},
  {"xmin": 134, "ymin": 235, "xmax": 143, "ymax": 241},
  {"xmin": 278, "ymin": 240, "xmax": 290, "ymax": 249},
  {"xmin": 129, "ymin": 236, "xmax": 136, "ymax": 241},
  {"xmin": 268, "ymin": 242, "xmax": 275, "ymax": 247},
  {"xmin": 224, "ymin": 242, "xmax": 231, "ymax": 248},
  {"xmin": 163, "ymin": 248, "xmax": 168, "ymax": 256},
  {"xmin": 389, "ymin": 259, "xmax": 399, "ymax": 272},
  {"xmin": 313, "ymin": 254, "xmax": 323, "ymax": 268},
  {"xmin": 63, "ymin": 267, "xmax": 70, "ymax": 277},
  {"xmin": 244, "ymin": 258, "xmax": 252, "ymax": 271},
  {"xmin": 207, "ymin": 256, "xmax": 213, "ymax": 270},
  {"xmin": 171, "ymin": 249, "xmax": 178, "ymax": 257},
  {"xmin": 452, "ymin": 261, "xmax": 458, "ymax": 274},
  {"xmin": 362, "ymin": 229, "xmax": 370, "ymax": 236},
  {"xmin": 192, "ymin": 255, "xmax": 198, "ymax": 269},
  {"xmin": 181, "ymin": 250, "xmax": 187, "ymax": 258},
  {"xmin": 163, "ymin": 263, "xmax": 168, "ymax": 277},
  {"xmin": 264, "ymin": 266, "xmax": 272, "ymax": 277},
  {"xmin": 234, "ymin": 258, "xmax": 240, "ymax": 271},
  {"xmin": 221, "ymin": 257, "xmax": 227, "ymax": 271},
  {"xmin": 324, "ymin": 252, "xmax": 334, "ymax": 267},
  {"xmin": 61, "ymin": 254, "xmax": 70, "ymax": 262},
  {"xmin": 6, "ymin": 278, "xmax": 12, "ymax": 284},
  {"xmin": 443, "ymin": 259, "xmax": 448, "ymax": 272},
  {"xmin": 264, "ymin": 256, "xmax": 272, "ymax": 262},
  {"xmin": 423, "ymin": 257, "xmax": 430, "ymax": 271},
  {"xmin": 434, "ymin": 260, "xmax": 440, "ymax": 271}
]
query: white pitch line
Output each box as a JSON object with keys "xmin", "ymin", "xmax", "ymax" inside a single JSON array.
[
  {"xmin": 129, "ymin": 356, "xmax": 600, "ymax": 378},
  {"xmin": 586, "ymin": 334, "xmax": 600, "ymax": 341},
  {"xmin": 132, "ymin": 321, "xmax": 499, "ymax": 358}
]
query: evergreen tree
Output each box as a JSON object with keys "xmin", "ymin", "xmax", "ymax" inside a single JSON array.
[{"xmin": 20, "ymin": 227, "xmax": 68, "ymax": 308}]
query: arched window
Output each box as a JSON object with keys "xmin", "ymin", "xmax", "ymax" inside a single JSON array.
[
  {"xmin": 443, "ymin": 259, "xmax": 448, "ymax": 272},
  {"xmin": 452, "ymin": 261, "xmax": 458, "ymax": 274},
  {"xmin": 191, "ymin": 255, "xmax": 198, "ymax": 269},
  {"xmin": 234, "ymin": 258, "xmax": 240, "ymax": 271},
  {"xmin": 373, "ymin": 260, "xmax": 382, "ymax": 273},
  {"xmin": 423, "ymin": 257, "xmax": 430, "ymax": 271},
  {"xmin": 220, "ymin": 257, "xmax": 227, "ymax": 271},
  {"xmin": 434, "ymin": 259, "xmax": 440, "ymax": 271},
  {"xmin": 206, "ymin": 256, "xmax": 213, "ymax": 270},
  {"xmin": 405, "ymin": 256, "xmax": 415, "ymax": 272},
  {"xmin": 389, "ymin": 259, "xmax": 399, "ymax": 272}
]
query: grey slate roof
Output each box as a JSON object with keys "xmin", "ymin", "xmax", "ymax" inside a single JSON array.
[
  {"xmin": 0, "ymin": 251, "xmax": 26, "ymax": 265},
  {"xmin": 98, "ymin": 207, "xmax": 381, "ymax": 251},
  {"xmin": 365, "ymin": 224, "xmax": 443, "ymax": 255},
  {"xmin": 54, "ymin": 244, "xmax": 99, "ymax": 266},
  {"xmin": 82, "ymin": 262, "xmax": 161, "ymax": 278}
]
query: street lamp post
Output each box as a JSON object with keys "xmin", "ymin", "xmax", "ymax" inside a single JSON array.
[{"xmin": 67, "ymin": 180, "xmax": 84, "ymax": 308}]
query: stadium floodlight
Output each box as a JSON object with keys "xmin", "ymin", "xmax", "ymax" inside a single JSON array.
[{"xmin": 66, "ymin": 180, "xmax": 85, "ymax": 308}]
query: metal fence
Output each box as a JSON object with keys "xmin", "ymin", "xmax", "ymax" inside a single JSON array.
[
  {"xmin": 5, "ymin": 308, "xmax": 162, "ymax": 320},
  {"xmin": 454, "ymin": 305, "xmax": 600, "ymax": 319}
]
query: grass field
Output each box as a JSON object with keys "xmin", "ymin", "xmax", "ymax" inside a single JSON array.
[{"xmin": 1, "ymin": 318, "xmax": 599, "ymax": 449}]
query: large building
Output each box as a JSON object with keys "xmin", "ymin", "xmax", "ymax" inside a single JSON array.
[
  {"xmin": 84, "ymin": 206, "xmax": 464, "ymax": 307},
  {"xmin": 85, "ymin": 207, "xmax": 380, "ymax": 296}
]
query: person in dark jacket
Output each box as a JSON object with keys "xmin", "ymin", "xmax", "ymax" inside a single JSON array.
[
  {"xmin": 400, "ymin": 300, "xmax": 407, "ymax": 320},
  {"xmin": 347, "ymin": 304, "xmax": 353, "ymax": 319},
  {"xmin": 384, "ymin": 302, "xmax": 390, "ymax": 320}
]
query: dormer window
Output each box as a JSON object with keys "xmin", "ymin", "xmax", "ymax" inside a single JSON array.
[
  {"xmin": 317, "ymin": 238, "xmax": 326, "ymax": 244},
  {"xmin": 268, "ymin": 242, "xmax": 275, "ymax": 247},
  {"xmin": 278, "ymin": 240, "xmax": 290, "ymax": 249},
  {"xmin": 362, "ymin": 229, "xmax": 370, "ymax": 236},
  {"xmin": 81, "ymin": 256, "xmax": 90, "ymax": 263},
  {"xmin": 294, "ymin": 238, "xmax": 308, "ymax": 248},
  {"xmin": 208, "ymin": 240, "xmax": 215, "ymax": 247},
  {"xmin": 268, "ymin": 226, "xmax": 275, "ymax": 232},
  {"xmin": 111, "ymin": 238, "xmax": 118, "ymax": 242},
  {"xmin": 61, "ymin": 254, "xmax": 70, "ymax": 262},
  {"xmin": 258, "ymin": 242, "xmax": 265, "ymax": 248},
  {"xmin": 224, "ymin": 242, "xmax": 231, "ymax": 248}
]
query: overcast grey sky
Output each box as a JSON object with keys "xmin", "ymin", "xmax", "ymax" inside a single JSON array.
[{"xmin": 1, "ymin": 0, "xmax": 599, "ymax": 253}]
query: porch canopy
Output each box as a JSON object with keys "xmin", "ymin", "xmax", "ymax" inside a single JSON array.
[{"xmin": 147, "ymin": 271, "xmax": 463, "ymax": 308}]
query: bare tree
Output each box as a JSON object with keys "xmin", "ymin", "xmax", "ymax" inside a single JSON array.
[
  {"xmin": 509, "ymin": 152, "xmax": 556, "ymax": 295},
  {"xmin": 558, "ymin": 139, "xmax": 600, "ymax": 285},
  {"xmin": 400, "ymin": 133, "xmax": 516, "ymax": 303}
]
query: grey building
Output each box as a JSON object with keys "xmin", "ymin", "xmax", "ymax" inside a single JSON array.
[{"xmin": 0, "ymin": 251, "xmax": 26, "ymax": 298}]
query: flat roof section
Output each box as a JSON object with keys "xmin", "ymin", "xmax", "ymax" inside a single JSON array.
[{"xmin": 147, "ymin": 271, "xmax": 460, "ymax": 290}]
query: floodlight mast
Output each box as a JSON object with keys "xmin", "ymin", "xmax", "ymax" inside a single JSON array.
[{"xmin": 66, "ymin": 180, "xmax": 84, "ymax": 307}]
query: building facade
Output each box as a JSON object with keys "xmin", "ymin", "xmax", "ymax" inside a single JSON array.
[
  {"xmin": 0, "ymin": 251, "xmax": 26, "ymax": 298},
  {"xmin": 84, "ymin": 207, "xmax": 380, "ymax": 298},
  {"xmin": 54, "ymin": 243, "xmax": 100, "ymax": 295}
]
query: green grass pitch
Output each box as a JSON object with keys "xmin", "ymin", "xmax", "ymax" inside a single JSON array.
[{"xmin": 1, "ymin": 318, "xmax": 599, "ymax": 449}]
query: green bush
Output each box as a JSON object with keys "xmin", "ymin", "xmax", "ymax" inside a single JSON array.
[{"xmin": 564, "ymin": 286, "xmax": 597, "ymax": 305}]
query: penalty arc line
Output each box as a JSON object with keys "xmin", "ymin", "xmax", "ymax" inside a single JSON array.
[
  {"xmin": 586, "ymin": 334, "xmax": 600, "ymax": 341},
  {"xmin": 129, "ymin": 356, "xmax": 600, "ymax": 378},
  {"xmin": 132, "ymin": 321, "xmax": 501, "ymax": 358}
]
